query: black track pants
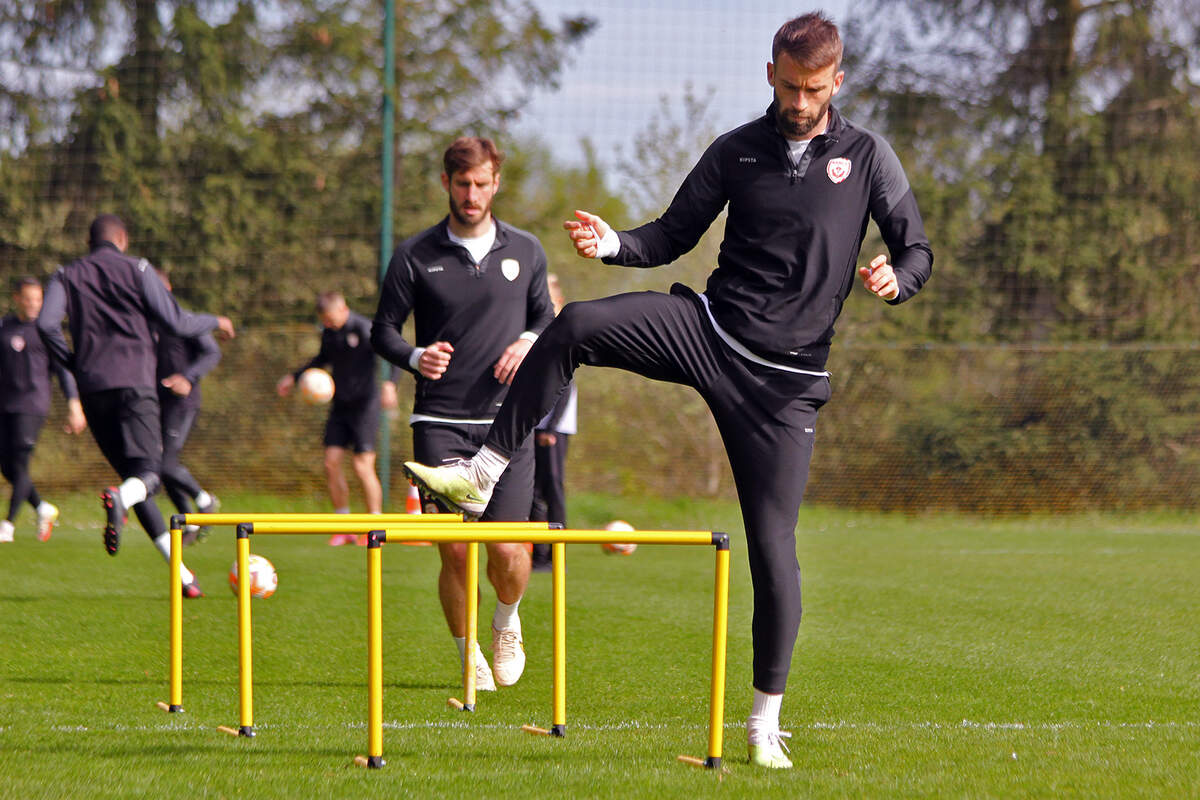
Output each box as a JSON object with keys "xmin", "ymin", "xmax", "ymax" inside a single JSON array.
[{"xmin": 486, "ymin": 285, "xmax": 829, "ymax": 693}]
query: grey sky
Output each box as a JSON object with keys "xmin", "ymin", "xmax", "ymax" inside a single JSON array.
[{"xmin": 516, "ymin": 1, "xmax": 849, "ymax": 168}]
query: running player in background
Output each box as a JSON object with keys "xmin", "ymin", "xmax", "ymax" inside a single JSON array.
[
  {"xmin": 154, "ymin": 270, "xmax": 222, "ymax": 545},
  {"xmin": 37, "ymin": 213, "xmax": 235, "ymax": 597},
  {"xmin": 372, "ymin": 136, "xmax": 554, "ymax": 691},
  {"xmin": 0, "ymin": 277, "xmax": 86, "ymax": 543}
]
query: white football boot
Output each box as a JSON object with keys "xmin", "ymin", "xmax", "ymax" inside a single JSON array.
[{"xmin": 491, "ymin": 626, "xmax": 526, "ymax": 687}]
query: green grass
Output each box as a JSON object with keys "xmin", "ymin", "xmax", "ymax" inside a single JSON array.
[{"xmin": 1, "ymin": 492, "xmax": 1197, "ymax": 798}]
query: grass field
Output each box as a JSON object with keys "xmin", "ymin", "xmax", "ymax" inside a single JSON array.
[{"xmin": 1, "ymin": 491, "xmax": 1197, "ymax": 798}]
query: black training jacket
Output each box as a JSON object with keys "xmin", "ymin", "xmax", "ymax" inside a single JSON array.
[
  {"xmin": 0, "ymin": 314, "xmax": 78, "ymax": 416},
  {"xmin": 372, "ymin": 217, "xmax": 554, "ymax": 421},
  {"xmin": 156, "ymin": 328, "xmax": 221, "ymax": 411},
  {"xmin": 37, "ymin": 242, "xmax": 220, "ymax": 394},
  {"xmin": 606, "ymin": 105, "xmax": 933, "ymax": 371}
]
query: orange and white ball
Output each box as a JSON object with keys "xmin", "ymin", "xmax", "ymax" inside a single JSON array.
[
  {"xmin": 229, "ymin": 554, "xmax": 278, "ymax": 598},
  {"xmin": 601, "ymin": 520, "xmax": 637, "ymax": 555},
  {"xmin": 298, "ymin": 368, "xmax": 334, "ymax": 405}
]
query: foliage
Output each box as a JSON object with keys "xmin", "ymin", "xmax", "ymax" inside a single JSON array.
[
  {"xmin": 841, "ymin": 0, "xmax": 1200, "ymax": 342},
  {"xmin": 0, "ymin": 0, "xmax": 608, "ymax": 321}
]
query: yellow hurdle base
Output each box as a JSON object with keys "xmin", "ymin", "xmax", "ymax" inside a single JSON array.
[
  {"xmin": 155, "ymin": 701, "xmax": 183, "ymax": 713},
  {"xmin": 446, "ymin": 697, "xmax": 474, "ymax": 712},
  {"xmin": 354, "ymin": 755, "xmax": 386, "ymax": 769}
]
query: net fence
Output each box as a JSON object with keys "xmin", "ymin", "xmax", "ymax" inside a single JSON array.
[{"xmin": 4, "ymin": 1, "xmax": 1199, "ymax": 514}]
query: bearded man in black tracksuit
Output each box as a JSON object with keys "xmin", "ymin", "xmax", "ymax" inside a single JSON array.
[
  {"xmin": 37, "ymin": 214, "xmax": 234, "ymax": 596},
  {"xmin": 402, "ymin": 14, "xmax": 933, "ymax": 768},
  {"xmin": 373, "ymin": 136, "xmax": 554, "ymax": 693}
]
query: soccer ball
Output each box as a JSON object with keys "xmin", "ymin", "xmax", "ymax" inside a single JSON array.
[
  {"xmin": 229, "ymin": 554, "xmax": 278, "ymax": 598},
  {"xmin": 601, "ymin": 520, "xmax": 637, "ymax": 555},
  {"xmin": 298, "ymin": 368, "xmax": 334, "ymax": 405}
]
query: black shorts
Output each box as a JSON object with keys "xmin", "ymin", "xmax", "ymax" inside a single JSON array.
[
  {"xmin": 324, "ymin": 400, "xmax": 380, "ymax": 453},
  {"xmin": 80, "ymin": 387, "xmax": 163, "ymax": 483},
  {"xmin": 412, "ymin": 422, "xmax": 534, "ymax": 522}
]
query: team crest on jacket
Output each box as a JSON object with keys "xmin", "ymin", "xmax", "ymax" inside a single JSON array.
[
  {"xmin": 826, "ymin": 157, "xmax": 852, "ymax": 184},
  {"xmin": 501, "ymin": 258, "xmax": 520, "ymax": 281},
  {"xmin": 347, "ymin": 332, "xmax": 360, "ymax": 348},
  {"xmin": 10, "ymin": 335, "xmax": 25, "ymax": 353}
]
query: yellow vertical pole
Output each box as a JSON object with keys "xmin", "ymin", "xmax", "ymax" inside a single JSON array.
[
  {"xmin": 551, "ymin": 541, "xmax": 566, "ymax": 736},
  {"xmin": 168, "ymin": 524, "xmax": 183, "ymax": 711},
  {"xmin": 236, "ymin": 526, "xmax": 255, "ymax": 736},
  {"xmin": 366, "ymin": 531, "xmax": 385, "ymax": 767},
  {"xmin": 463, "ymin": 541, "xmax": 479, "ymax": 711},
  {"xmin": 706, "ymin": 536, "xmax": 731, "ymax": 769}
]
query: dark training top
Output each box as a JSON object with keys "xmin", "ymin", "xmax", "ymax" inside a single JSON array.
[
  {"xmin": 156, "ymin": 328, "xmax": 221, "ymax": 411},
  {"xmin": 0, "ymin": 313, "xmax": 78, "ymax": 416},
  {"xmin": 372, "ymin": 217, "xmax": 555, "ymax": 421},
  {"xmin": 606, "ymin": 105, "xmax": 933, "ymax": 371},
  {"xmin": 38, "ymin": 242, "xmax": 221, "ymax": 394},
  {"xmin": 292, "ymin": 310, "xmax": 380, "ymax": 411}
]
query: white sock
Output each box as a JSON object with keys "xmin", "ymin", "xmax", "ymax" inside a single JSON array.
[
  {"xmin": 492, "ymin": 598, "xmax": 522, "ymax": 632},
  {"xmin": 473, "ymin": 445, "xmax": 509, "ymax": 485},
  {"xmin": 118, "ymin": 477, "xmax": 148, "ymax": 508},
  {"xmin": 335, "ymin": 506, "xmax": 350, "ymax": 514},
  {"xmin": 152, "ymin": 533, "xmax": 195, "ymax": 584},
  {"xmin": 748, "ymin": 689, "xmax": 783, "ymax": 735},
  {"xmin": 454, "ymin": 637, "xmax": 484, "ymax": 664},
  {"xmin": 37, "ymin": 501, "xmax": 56, "ymax": 517},
  {"xmin": 0, "ymin": 520, "xmax": 14, "ymax": 539},
  {"xmin": 195, "ymin": 490, "xmax": 212, "ymax": 509}
]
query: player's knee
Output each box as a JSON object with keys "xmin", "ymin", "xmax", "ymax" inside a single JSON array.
[{"xmin": 545, "ymin": 300, "xmax": 602, "ymax": 346}]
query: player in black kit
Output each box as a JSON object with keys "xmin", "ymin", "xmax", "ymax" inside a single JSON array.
[
  {"xmin": 402, "ymin": 14, "xmax": 933, "ymax": 767},
  {"xmin": 0, "ymin": 277, "xmax": 87, "ymax": 543},
  {"xmin": 37, "ymin": 214, "xmax": 234, "ymax": 596},
  {"xmin": 277, "ymin": 291, "xmax": 396, "ymax": 545},
  {"xmin": 373, "ymin": 137, "xmax": 555, "ymax": 691},
  {"xmin": 154, "ymin": 270, "xmax": 223, "ymax": 545}
]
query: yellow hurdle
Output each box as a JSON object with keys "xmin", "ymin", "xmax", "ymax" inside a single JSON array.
[
  {"xmin": 161, "ymin": 515, "xmax": 729, "ymax": 772},
  {"xmin": 159, "ymin": 512, "xmax": 474, "ymax": 726}
]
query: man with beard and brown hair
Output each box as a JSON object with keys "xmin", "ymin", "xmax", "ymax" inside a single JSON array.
[
  {"xmin": 402, "ymin": 14, "xmax": 933, "ymax": 768},
  {"xmin": 372, "ymin": 136, "xmax": 554, "ymax": 694}
]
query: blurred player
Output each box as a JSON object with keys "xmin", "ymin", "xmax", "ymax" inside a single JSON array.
[
  {"xmin": 154, "ymin": 270, "xmax": 222, "ymax": 545},
  {"xmin": 277, "ymin": 291, "xmax": 397, "ymax": 544},
  {"xmin": 529, "ymin": 274, "xmax": 576, "ymax": 571},
  {"xmin": 372, "ymin": 136, "xmax": 554, "ymax": 690},
  {"xmin": 37, "ymin": 214, "xmax": 234, "ymax": 597},
  {"xmin": 0, "ymin": 277, "xmax": 86, "ymax": 543},
  {"xmin": 402, "ymin": 13, "xmax": 933, "ymax": 767}
]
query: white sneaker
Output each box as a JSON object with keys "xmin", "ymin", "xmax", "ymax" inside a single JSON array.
[
  {"xmin": 36, "ymin": 503, "xmax": 58, "ymax": 542},
  {"xmin": 403, "ymin": 459, "xmax": 493, "ymax": 520},
  {"xmin": 491, "ymin": 625, "xmax": 526, "ymax": 687},
  {"xmin": 466, "ymin": 643, "xmax": 496, "ymax": 692},
  {"xmin": 0, "ymin": 520, "xmax": 13, "ymax": 543},
  {"xmin": 748, "ymin": 727, "xmax": 792, "ymax": 769}
]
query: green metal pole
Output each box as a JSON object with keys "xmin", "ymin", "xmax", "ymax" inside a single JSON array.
[{"xmin": 378, "ymin": 0, "xmax": 396, "ymax": 508}]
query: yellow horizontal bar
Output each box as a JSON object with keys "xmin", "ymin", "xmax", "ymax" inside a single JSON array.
[
  {"xmin": 377, "ymin": 528, "xmax": 715, "ymax": 546},
  {"xmin": 181, "ymin": 513, "xmax": 463, "ymax": 527},
  {"xmin": 252, "ymin": 522, "xmax": 552, "ymax": 534}
]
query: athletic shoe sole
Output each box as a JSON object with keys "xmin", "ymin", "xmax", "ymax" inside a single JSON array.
[{"xmin": 100, "ymin": 487, "xmax": 125, "ymax": 556}]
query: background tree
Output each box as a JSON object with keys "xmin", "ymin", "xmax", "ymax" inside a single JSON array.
[{"xmin": 841, "ymin": 0, "xmax": 1200, "ymax": 343}]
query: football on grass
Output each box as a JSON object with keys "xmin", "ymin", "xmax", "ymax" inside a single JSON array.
[
  {"xmin": 601, "ymin": 520, "xmax": 637, "ymax": 555},
  {"xmin": 298, "ymin": 367, "xmax": 334, "ymax": 405},
  {"xmin": 229, "ymin": 554, "xmax": 278, "ymax": 598}
]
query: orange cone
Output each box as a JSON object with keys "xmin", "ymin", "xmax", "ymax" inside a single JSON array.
[
  {"xmin": 406, "ymin": 481, "xmax": 422, "ymax": 514},
  {"xmin": 402, "ymin": 481, "xmax": 431, "ymax": 546}
]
